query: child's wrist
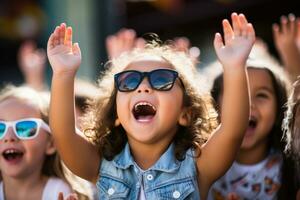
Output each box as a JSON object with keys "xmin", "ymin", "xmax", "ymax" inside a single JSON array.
[
  {"xmin": 52, "ymin": 70, "xmax": 77, "ymax": 80},
  {"xmin": 222, "ymin": 64, "xmax": 247, "ymax": 73}
]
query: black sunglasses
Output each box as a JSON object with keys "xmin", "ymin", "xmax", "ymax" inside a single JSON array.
[{"xmin": 114, "ymin": 69, "xmax": 181, "ymax": 92}]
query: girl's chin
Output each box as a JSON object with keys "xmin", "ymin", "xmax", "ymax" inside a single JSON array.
[{"xmin": 240, "ymin": 139, "xmax": 256, "ymax": 150}]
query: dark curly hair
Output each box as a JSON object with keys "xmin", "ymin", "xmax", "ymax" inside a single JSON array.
[
  {"xmin": 211, "ymin": 62, "xmax": 298, "ymax": 200},
  {"xmin": 82, "ymin": 42, "xmax": 218, "ymax": 162}
]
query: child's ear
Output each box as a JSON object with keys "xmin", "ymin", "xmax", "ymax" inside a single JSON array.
[
  {"xmin": 45, "ymin": 136, "xmax": 56, "ymax": 155},
  {"xmin": 178, "ymin": 107, "xmax": 191, "ymax": 126},
  {"xmin": 115, "ymin": 118, "xmax": 121, "ymax": 127}
]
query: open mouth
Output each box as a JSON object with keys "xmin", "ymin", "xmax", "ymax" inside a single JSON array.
[
  {"xmin": 132, "ymin": 102, "xmax": 157, "ymax": 122},
  {"xmin": 2, "ymin": 149, "xmax": 24, "ymax": 162},
  {"xmin": 248, "ymin": 117, "xmax": 257, "ymax": 129}
]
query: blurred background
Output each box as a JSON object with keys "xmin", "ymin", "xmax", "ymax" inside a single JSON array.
[{"xmin": 0, "ymin": 0, "xmax": 299, "ymax": 86}]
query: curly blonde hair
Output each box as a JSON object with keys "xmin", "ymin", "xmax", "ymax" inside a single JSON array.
[{"xmin": 83, "ymin": 42, "xmax": 218, "ymax": 161}]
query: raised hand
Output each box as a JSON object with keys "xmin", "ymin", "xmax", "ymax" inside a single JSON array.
[
  {"xmin": 106, "ymin": 28, "xmax": 145, "ymax": 59},
  {"xmin": 173, "ymin": 37, "xmax": 200, "ymax": 64},
  {"xmin": 18, "ymin": 40, "xmax": 47, "ymax": 90},
  {"xmin": 214, "ymin": 13, "xmax": 255, "ymax": 69},
  {"xmin": 272, "ymin": 14, "xmax": 300, "ymax": 81},
  {"xmin": 272, "ymin": 14, "xmax": 297, "ymax": 52},
  {"xmin": 47, "ymin": 23, "xmax": 81, "ymax": 76}
]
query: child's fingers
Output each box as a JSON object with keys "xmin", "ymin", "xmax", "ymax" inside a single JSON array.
[
  {"xmin": 222, "ymin": 19, "xmax": 234, "ymax": 44},
  {"xmin": 246, "ymin": 23, "xmax": 255, "ymax": 39},
  {"xmin": 238, "ymin": 14, "xmax": 248, "ymax": 37},
  {"xmin": 272, "ymin": 23, "xmax": 280, "ymax": 39},
  {"xmin": 59, "ymin": 23, "xmax": 66, "ymax": 44},
  {"xmin": 53, "ymin": 26, "xmax": 61, "ymax": 46},
  {"xmin": 47, "ymin": 33, "xmax": 56, "ymax": 51},
  {"xmin": 65, "ymin": 27, "xmax": 73, "ymax": 47},
  {"xmin": 66, "ymin": 193, "xmax": 78, "ymax": 200},
  {"xmin": 57, "ymin": 192, "xmax": 64, "ymax": 200},
  {"xmin": 123, "ymin": 29, "xmax": 136, "ymax": 50},
  {"xmin": 135, "ymin": 37, "xmax": 146, "ymax": 49},
  {"xmin": 214, "ymin": 32, "xmax": 224, "ymax": 50},
  {"xmin": 72, "ymin": 43, "xmax": 81, "ymax": 56},
  {"xmin": 280, "ymin": 15, "xmax": 288, "ymax": 34},
  {"xmin": 288, "ymin": 13, "xmax": 296, "ymax": 34},
  {"xmin": 231, "ymin": 13, "xmax": 241, "ymax": 36},
  {"xmin": 296, "ymin": 18, "xmax": 300, "ymax": 38}
]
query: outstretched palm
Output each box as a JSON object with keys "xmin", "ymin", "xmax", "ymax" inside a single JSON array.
[
  {"xmin": 47, "ymin": 23, "xmax": 81, "ymax": 75},
  {"xmin": 214, "ymin": 13, "xmax": 255, "ymax": 69}
]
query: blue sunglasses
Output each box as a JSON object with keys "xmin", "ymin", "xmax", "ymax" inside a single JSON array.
[
  {"xmin": 0, "ymin": 118, "xmax": 50, "ymax": 140},
  {"xmin": 114, "ymin": 69, "xmax": 181, "ymax": 92}
]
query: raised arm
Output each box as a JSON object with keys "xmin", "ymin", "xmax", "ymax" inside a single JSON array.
[
  {"xmin": 273, "ymin": 14, "xmax": 300, "ymax": 82},
  {"xmin": 47, "ymin": 23, "xmax": 99, "ymax": 182},
  {"xmin": 196, "ymin": 13, "xmax": 255, "ymax": 197},
  {"xmin": 18, "ymin": 40, "xmax": 47, "ymax": 91}
]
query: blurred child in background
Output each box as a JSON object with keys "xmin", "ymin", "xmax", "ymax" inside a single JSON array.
[
  {"xmin": 207, "ymin": 45, "xmax": 297, "ymax": 199},
  {"xmin": 0, "ymin": 85, "xmax": 72, "ymax": 200}
]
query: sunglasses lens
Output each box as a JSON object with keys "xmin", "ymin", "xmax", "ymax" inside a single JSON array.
[
  {"xmin": 117, "ymin": 71, "xmax": 141, "ymax": 92},
  {"xmin": 0, "ymin": 122, "xmax": 6, "ymax": 139},
  {"xmin": 150, "ymin": 70, "xmax": 176, "ymax": 91},
  {"xmin": 16, "ymin": 121, "xmax": 38, "ymax": 139}
]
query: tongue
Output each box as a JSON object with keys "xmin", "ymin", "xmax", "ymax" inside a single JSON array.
[
  {"xmin": 245, "ymin": 126, "xmax": 255, "ymax": 137},
  {"xmin": 136, "ymin": 115, "xmax": 154, "ymax": 122},
  {"xmin": 3, "ymin": 153, "xmax": 23, "ymax": 164}
]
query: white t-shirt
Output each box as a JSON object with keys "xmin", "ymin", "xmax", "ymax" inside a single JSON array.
[
  {"xmin": 0, "ymin": 177, "xmax": 71, "ymax": 200},
  {"xmin": 133, "ymin": 162, "xmax": 147, "ymax": 200},
  {"xmin": 208, "ymin": 151, "xmax": 282, "ymax": 200}
]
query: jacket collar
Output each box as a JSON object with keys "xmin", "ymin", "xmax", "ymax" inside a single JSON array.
[{"xmin": 113, "ymin": 143, "xmax": 181, "ymax": 173}]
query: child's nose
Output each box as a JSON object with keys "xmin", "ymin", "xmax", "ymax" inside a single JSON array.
[
  {"xmin": 3, "ymin": 127, "xmax": 18, "ymax": 143},
  {"xmin": 137, "ymin": 78, "xmax": 152, "ymax": 93}
]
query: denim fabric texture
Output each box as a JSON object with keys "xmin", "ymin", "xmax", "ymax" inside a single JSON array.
[{"xmin": 96, "ymin": 143, "xmax": 200, "ymax": 200}]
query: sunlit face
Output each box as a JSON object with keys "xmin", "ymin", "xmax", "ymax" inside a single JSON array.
[
  {"xmin": 241, "ymin": 68, "xmax": 277, "ymax": 150},
  {"xmin": 0, "ymin": 98, "xmax": 55, "ymax": 179},
  {"xmin": 116, "ymin": 57, "xmax": 187, "ymax": 146}
]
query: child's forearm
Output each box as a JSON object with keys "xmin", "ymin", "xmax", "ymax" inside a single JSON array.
[
  {"xmin": 221, "ymin": 66, "xmax": 250, "ymax": 140},
  {"xmin": 24, "ymin": 70, "xmax": 46, "ymax": 91},
  {"xmin": 50, "ymin": 73, "xmax": 76, "ymax": 141},
  {"xmin": 278, "ymin": 44, "xmax": 300, "ymax": 81},
  {"xmin": 50, "ymin": 73, "xmax": 100, "ymax": 182}
]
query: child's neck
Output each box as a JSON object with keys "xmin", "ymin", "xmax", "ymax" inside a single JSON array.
[
  {"xmin": 236, "ymin": 141, "xmax": 269, "ymax": 165},
  {"xmin": 2, "ymin": 173, "xmax": 48, "ymax": 200},
  {"xmin": 129, "ymin": 139, "xmax": 172, "ymax": 170}
]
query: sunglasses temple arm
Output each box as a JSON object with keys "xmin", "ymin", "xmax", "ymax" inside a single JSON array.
[{"xmin": 41, "ymin": 121, "xmax": 51, "ymax": 133}]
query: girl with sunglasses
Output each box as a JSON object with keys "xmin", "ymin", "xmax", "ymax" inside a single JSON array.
[
  {"xmin": 47, "ymin": 12, "xmax": 255, "ymax": 200},
  {"xmin": 0, "ymin": 86, "xmax": 72, "ymax": 199}
]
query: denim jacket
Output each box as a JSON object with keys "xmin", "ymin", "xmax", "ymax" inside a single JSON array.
[{"xmin": 96, "ymin": 143, "xmax": 200, "ymax": 200}]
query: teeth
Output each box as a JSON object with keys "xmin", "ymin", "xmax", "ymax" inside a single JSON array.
[
  {"xmin": 4, "ymin": 149, "xmax": 19, "ymax": 154},
  {"xmin": 134, "ymin": 102, "xmax": 156, "ymax": 111}
]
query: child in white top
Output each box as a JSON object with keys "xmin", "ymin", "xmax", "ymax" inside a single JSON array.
[
  {"xmin": 0, "ymin": 86, "xmax": 72, "ymax": 200},
  {"xmin": 208, "ymin": 56, "xmax": 296, "ymax": 199}
]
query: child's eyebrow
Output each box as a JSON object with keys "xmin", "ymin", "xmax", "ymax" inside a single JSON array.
[{"xmin": 257, "ymin": 86, "xmax": 274, "ymax": 94}]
